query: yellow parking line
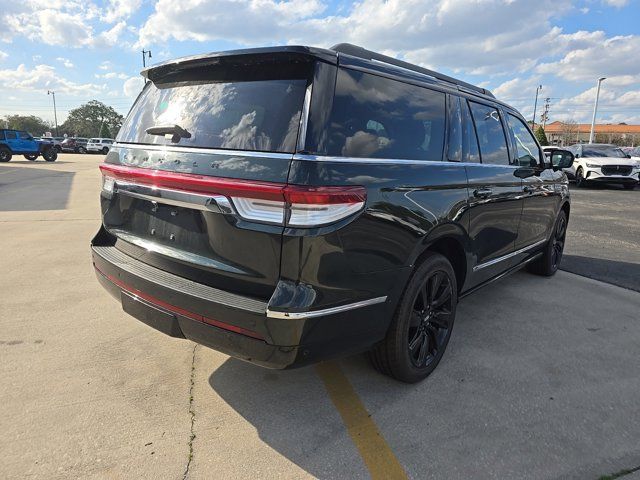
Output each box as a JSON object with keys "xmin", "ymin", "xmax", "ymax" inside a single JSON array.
[{"xmin": 316, "ymin": 362, "xmax": 407, "ymax": 480}]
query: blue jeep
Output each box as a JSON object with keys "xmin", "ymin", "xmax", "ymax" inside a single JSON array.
[{"xmin": 0, "ymin": 129, "xmax": 58, "ymax": 162}]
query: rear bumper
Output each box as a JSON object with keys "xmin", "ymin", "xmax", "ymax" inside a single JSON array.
[{"xmin": 91, "ymin": 242, "xmax": 392, "ymax": 369}]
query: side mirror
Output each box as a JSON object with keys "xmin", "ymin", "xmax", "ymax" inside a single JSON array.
[
  {"xmin": 548, "ymin": 149, "xmax": 574, "ymax": 170},
  {"xmin": 626, "ymin": 154, "xmax": 632, "ymax": 159}
]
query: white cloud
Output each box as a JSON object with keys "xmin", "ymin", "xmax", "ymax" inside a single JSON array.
[
  {"xmin": 138, "ymin": 0, "xmax": 325, "ymax": 46},
  {"xmin": 0, "ymin": 50, "xmax": 7, "ymax": 61},
  {"xmin": 1, "ymin": 1, "xmax": 132, "ymax": 48},
  {"xmin": 57, "ymin": 57, "xmax": 74, "ymax": 68},
  {"xmin": 537, "ymin": 34, "xmax": 640, "ymax": 82},
  {"xmin": 103, "ymin": 0, "xmax": 142, "ymax": 23},
  {"xmin": 603, "ymin": 0, "xmax": 629, "ymax": 7},
  {"xmin": 0, "ymin": 64, "xmax": 105, "ymax": 97},
  {"xmin": 95, "ymin": 72, "xmax": 129, "ymax": 80},
  {"xmin": 123, "ymin": 76, "xmax": 144, "ymax": 97}
]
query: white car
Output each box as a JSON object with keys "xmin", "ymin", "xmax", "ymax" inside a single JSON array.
[
  {"xmin": 567, "ymin": 143, "xmax": 639, "ymax": 190},
  {"xmin": 86, "ymin": 138, "xmax": 114, "ymax": 154}
]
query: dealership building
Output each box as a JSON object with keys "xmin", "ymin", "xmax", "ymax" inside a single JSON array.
[{"xmin": 544, "ymin": 121, "xmax": 640, "ymax": 146}]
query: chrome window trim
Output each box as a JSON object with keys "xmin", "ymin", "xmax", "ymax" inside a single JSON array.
[
  {"xmin": 111, "ymin": 142, "xmax": 294, "ymax": 160},
  {"xmin": 297, "ymin": 83, "xmax": 313, "ymax": 152},
  {"xmin": 266, "ymin": 296, "xmax": 387, "ymax": 319},
  {"xmin": 472, "ymin": 238, "xmax": 547, "ymax": 272},
  {"xmin": 292, "ymin": 153, "xmax": 519, "ymax": 168}
]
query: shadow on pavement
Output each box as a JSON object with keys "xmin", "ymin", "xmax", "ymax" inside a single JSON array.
[
  {"xmin": 561, "ymin": 254, "xmax": 640, "ymax": 292},
  {"xmin": 206, "ymin": 271, "xmax": 640, "ymax": 479},
  {"xmin": 0, "ymin": 165, "xmax": 75, "ymax": 211}
]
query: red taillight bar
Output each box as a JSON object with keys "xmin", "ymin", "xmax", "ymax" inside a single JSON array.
[
  {"xmin": 285, "ymin": 185, "xmax": 367, "ymax": 205},
  {"xmin": 100, "ymin": 163, "xmax": 286, "ymax": 201},
  {"xmin": 95, "ymin": 265, "xmax": 264, "ymax": 340},
  {"xmin": 100, "ymin": 163, "xmax": 366, "ymax": 206}
]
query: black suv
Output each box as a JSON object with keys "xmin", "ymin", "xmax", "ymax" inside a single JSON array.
[{"xmin": 91, "ymin": 44, "xmax": 573, "ymax": 383}]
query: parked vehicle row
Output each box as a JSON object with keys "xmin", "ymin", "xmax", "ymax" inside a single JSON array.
[
  {"xmin": 544, "ymin": 144, "xmax": 640, "ymax": 189},
  {"xmin": 92, "ymin": 43, "xmax": 574, "ymax": 383},
  {"xmin": 0, "ymin": 129, "xmax": 58, "ymax": 162}
]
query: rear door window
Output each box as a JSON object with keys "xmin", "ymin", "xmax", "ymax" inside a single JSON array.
[
  {"xmin": 118, "ymin": 75, "xmax": 308, "ymax": 154},
  {"xmin": 326, "ymin": 69, "xmax": 446, "ymax": 160},
  {"xmin": 5, "ymin": 131, "xmax": 17, "ymax": 140},
  {"xmin": 468, "ymin": 102, "xmax": 510, "ymax": 165}
]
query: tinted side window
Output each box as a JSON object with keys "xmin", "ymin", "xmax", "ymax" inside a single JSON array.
[
  {"xmin": 461, "ymin": 99, "xmax": 481, "ymax": 163},
  {"xmin": 5, "ymin": 131, "xmax": 17, "ymax": 140},
  {"xmin": 327, "ymin": 69, "xmax": 446, "ymax": 160},
  {"xmin": 506, "ymin": 114, "xmax": 541, "ymax": 166},
  {"xmin": 19, "ymin": 131, "xmax": 31, "ymax": 140},
  {"xmin": 468, "ymin": 102, "xmax": 509, "ymax": 165},
  {"xmin": 447, "ymin": 96, "xmax": 462, "ymax": 162}
]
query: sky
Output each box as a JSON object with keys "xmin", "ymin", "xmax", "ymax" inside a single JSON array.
[{"xmin": 1, "ymin": 0, "xmax": 639, "ymax": 127}]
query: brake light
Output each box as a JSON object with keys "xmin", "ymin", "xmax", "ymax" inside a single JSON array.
[{"xmin": 99, "ymin": 164, "xmax": 366, "ymax": 227}]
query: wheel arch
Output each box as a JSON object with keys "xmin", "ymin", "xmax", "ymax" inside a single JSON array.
[{"xmin": 409, "ymin": 223, "xmax": 471, "ymax": 294}]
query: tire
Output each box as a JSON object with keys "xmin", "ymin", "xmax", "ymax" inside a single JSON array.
[
  {"xmin": 623, "ymin": 183, "xmax": 636, "ymax": 190},
  {"xmin": 0, "ymin": 147, "xmax": 11, "ymax": 162},
  {"xmin": 575, "ymin": 167, "xmax": 587, "ymax": 188},
  {"xmin": 55, "ymin": 145, "xmax": 62, "ymax": 153},
  {"xmin": 78, "ymin": 147, "xmax": 86, "ymax": 154},
  {"xmin": 24, "ymin": 154, "xmax": 38, "ymax": 161},
  {"xmin": 527, "ymin": 210, "xmax": 567, "ymax": 277},
  {"xmin": 101, "ymin": 147, "xmax": 109, "ymax": 155},
  {"xmin": 43, "ymin": 148, "xmax": 58, "ymax": 162},
  {"xmin": 368, "ymin": 252, "xmax": 457, "ymax": 383}
]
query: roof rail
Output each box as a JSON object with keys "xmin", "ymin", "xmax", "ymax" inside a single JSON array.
[{"xmin": 330, "ymin": 43, "xmax": 495, "ymax": 98}]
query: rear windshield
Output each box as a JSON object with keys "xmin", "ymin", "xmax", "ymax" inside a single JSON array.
[{"xmin": 117, "ymin": 77, "xmax": 308, "ymax": 153}]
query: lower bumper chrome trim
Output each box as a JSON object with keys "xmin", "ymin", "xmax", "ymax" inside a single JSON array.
[{"xmin": 266, "ymin": 296, "xmax": 388, "ymax": 319}]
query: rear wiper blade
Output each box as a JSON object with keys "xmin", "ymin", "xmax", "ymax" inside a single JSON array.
[{"xmin": 145, "ymin": 124, "xmax": 192, "ymax": 143}]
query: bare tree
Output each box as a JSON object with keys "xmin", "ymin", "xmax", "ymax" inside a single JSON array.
[{"xmin": 560, "ymin": 120, "xmax": 579, "ymax": 145}]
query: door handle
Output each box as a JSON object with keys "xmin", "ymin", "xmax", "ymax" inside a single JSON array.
[{"xmin": 473, "ymin": 187, "xmax": 492, "ymax": 198}]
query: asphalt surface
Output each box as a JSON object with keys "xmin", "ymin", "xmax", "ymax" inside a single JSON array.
[
  {"xmin": 1, "ymin": 155, "xmax": 639, "ymax": 480},
  {"xmin": 562, "ymin": 182, "xmax": 640, "ymax": 292}
]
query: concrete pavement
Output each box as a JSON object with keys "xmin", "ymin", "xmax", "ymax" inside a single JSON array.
[{"xmin": 1, "ymin": 155, "xmax": 639, "ymax": 479}]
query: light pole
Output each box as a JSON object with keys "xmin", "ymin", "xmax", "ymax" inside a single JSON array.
[
  {"xmin": 532, "ymin": 85, "xmax": 542, "ymax": 131},
  {"xmin": 589, "ymin": 77, "xmax": 606, "ymax": 144},
  {"xmin": 142, "ymin": 49, "xmax": 152, "ymax": 85},
  {"xmin": 47, "ymin": 90, "xmax": 59, "ymax": 137},
  {"xmin": 141, "ymin": 49, "xmax": 152, "ymax": 68}
]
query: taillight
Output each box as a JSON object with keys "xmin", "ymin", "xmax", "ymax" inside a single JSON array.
[{"xmin": 99, "ymin": 164, "xmax": 366, "ymax": 227}]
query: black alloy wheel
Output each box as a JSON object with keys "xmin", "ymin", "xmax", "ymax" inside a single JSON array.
[
  {"xmin": 369, "ymin": 251, "xmax": 457, "ymax": 383},
  {"xmin": 101, "ymin": 147, "xmax": 109, "ymax": 155},
  {"xmin": 407, "ymin": 271, "xmax": 453, "ymax": 368},
  {"xmin": 43, "ymin": 148, "xmax": 58, "ymax": 162},
  {"xmin": 528, "ymin": 210, "xmax": 568, "ymax": 277},
  {"xmin": 0, "ymin": 147, "xmax": 11, "ymax": 162},
  {"xmin": 550, "ymin": 211, "xmax": 567, "ymax": 271},
  {"xmin": 575, "ymin": 167, "xmax": 587, "ymax": 188}
]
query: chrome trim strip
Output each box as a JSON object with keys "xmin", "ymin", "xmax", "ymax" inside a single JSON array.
[
  {"xmin": 108, "ymin": 229, "xmax": 247, "ymax": 274},
  {"xmin": 113, "ymin": 180, "xmax": 234, "ymax": 214},
  {"xmin": 292, "ymin": 154, "xmax": 519, "ymax": 168},
  {"xmin": 297, "ymin": 83, "xmax": 313, "ymax": 152},
  {"xmin": 111, "ymin": 142, "xmax": 294, "ymax": 160},
  {"xmin": 266, "ymin": 296, "xmax": 387, "ymax": 319},
  {"xmin": 473, "ymin": 238, "xmax": 548, "ymax": 272}
]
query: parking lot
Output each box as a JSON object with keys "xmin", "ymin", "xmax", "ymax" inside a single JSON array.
[{"xmin": 1, "ymin": 154, "xmax": 639, "ymax": 480}]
